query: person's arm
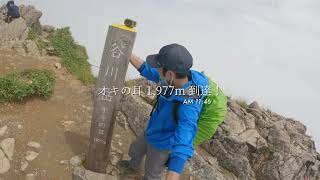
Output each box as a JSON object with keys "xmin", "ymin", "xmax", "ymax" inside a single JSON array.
[
  {"xmin": 166, "ymin": 171, "xmax": 180, "ymax": 180},
  {"xmin": 167, "ymin": 104, "xmax": 199, "ymax": 176},
  {"xmin": 130, "ymin": 54, "xmax": 160, "ymax": 83},
  {"xmin": 130, "ymin": 54, "xmax": 144, "ymax": 70}
]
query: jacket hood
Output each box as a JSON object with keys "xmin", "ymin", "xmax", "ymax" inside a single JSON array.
[
  {"xmin": 189, "ymin": 70, "xmax": 209, "ymax": 88},
  {"xmin": 168, "ymin": 69, "xmax": 209, "ymax": 102}
]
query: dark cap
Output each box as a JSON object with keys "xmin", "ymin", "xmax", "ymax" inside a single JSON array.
[{"xmin": 146, "ymin": 44, "xmax": 193, "ymax": 74}]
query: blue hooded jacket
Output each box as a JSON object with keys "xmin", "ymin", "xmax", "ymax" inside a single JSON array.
[{"xmin": 137, "ymin": 61, "xmax": 209, "ymax": 174}]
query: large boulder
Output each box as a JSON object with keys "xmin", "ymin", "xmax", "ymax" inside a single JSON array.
[
  {"xmin": 0, "ymin": 6, "xmax": 7, "ymax": 24},
  {"xmin": 19, "ymin": 5, "xmax": 42, "ymax": 27},
  {"xmin": 0, "ymin": 5, "xmax": 46, "ymax": 56},
  {"xmin": 221, "ymin": 111, "xmax": 246, "ymax": 135},
  {"xmin": 0, "ymin": 149, "xmax": 10, "ymax": 174},
  {"xmin": 267, "ymin": 125, "xmax": 291, "ymax": 153},
  {"xmin": 209, "ymin": 98, "xmax": 319, "ymax": 180},
  {"xmin": 238, "ymin": 129, "xmax": 268, "ymax": 150},
  {"xmin": 42, "ymin": 25, "xmax": 55, "ymax": 33},
  {"xmin": 119, "ymin": 94, "xmax": 152, "ymax": 136},
  {"xmin": 0, "ymin": 138, "xmax": 15, "ymax": 160},
  {"xmin": 24, "ymin": 39, "xmax": 40, "ymax": 56},
  {"xmin": 0, "ymin": 5, "xmax": 42, "ymax": 42},
  {"xmin": 72, "ymin": 166, "xmax": 118, "ymax": 180},
  {"xmin": 0, "ymin": 18, "xmax": 28, "ymax": 42},
  {"xmin": 187, "ymin": 151, "xmax": 237, "ymax": 180},
  {"xmin": 203, "ymin": 136, "xmax": 256, "ymax": 179}
]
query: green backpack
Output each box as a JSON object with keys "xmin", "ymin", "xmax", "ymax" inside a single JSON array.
[{"xmin": 173, "ymin": 78, "xmax": 228, "ymax": 145}]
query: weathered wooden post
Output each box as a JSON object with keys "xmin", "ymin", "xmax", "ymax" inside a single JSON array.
[{"xmin": 85, "ymin": 19, "xmax": 137, "ymax": 173}]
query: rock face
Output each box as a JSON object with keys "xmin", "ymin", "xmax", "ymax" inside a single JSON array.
[
  {"xmin": 120, "ymin": 93, "xmax": 152, "ymax": 136},
  {"xmin": 0, "ymin": 126, "xmax": 7, "ymax": 136},
  {"xmin": 19, "ymin": 5, "xmax": 42, "ymax": 27},
  {"xmin": 0, "ymin": 4, "xmax": 52, "ymax": 56},
  {"xmin": 73, "ymin": 167, "xmax": 117, "ymax": 180},
  {"xmin": 0, "ymin": 4, "xmax": 42, "ymax": 42},
  {"xmin": 24, "ymin": 40, "xmax": 40, "ymax": 56},
  {"xmin": 187, "ymin": 151, "xmax": 236, "ymax": 180},
  {"xmin": 25, "ymin": 151, "xmax": 39, "ymax": 161},
  {"xmin": 0, "ymin": 138, "xmax": 15, "ymax": 160},
  {"xmin": 0, "ymin": 149, "xmax": 10, "ymax": 174},
  {"xmin": 70, "ymin": 155, "xmax": 83, "ymax": 167},
  {"xmin": 27, "ymin": 141, "xmax": 41, "ymax": 149},
  {"xmin": 42, "ymin": 25, "xmax": 55, "ymax": 33},
  {"xmin": 118, "ymin": 78, "xmax": 320, "ymax": 180},
  {"xmin": 20, "ymin": 160, "xmax": 29, "ymax": 171},
  {"xmin": 0, "ymin": 18, "xmax": 27, "ymax": 42}
]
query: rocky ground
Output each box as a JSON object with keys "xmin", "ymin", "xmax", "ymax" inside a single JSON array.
[
  {"xmin": 0, "ymin": 3, "xmax": 320, "ymax": 180},
  {"xmin": 120, "ymin": 79, "xmax": 320, "ymax": 180},
  {"xmin": 0, "ymin": 4, "xmax": 56, "ymax": 58},
  {"xmin": 0, "ymin": 48, "xmax": 141, "ymax": 179}
]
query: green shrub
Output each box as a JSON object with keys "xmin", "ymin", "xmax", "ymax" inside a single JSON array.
[
  {"xmin": 49, "ymin": 27, "xmax": 95, "ymax": 85},
  {"xmin": 264, "ymin": 107, "xmax": 272, "ymax": 113},
  {"xmin": 27, "ymin": 28, "xmax": 49, "ymax": 51},
  {"xmin": 235, "ymin": 98, "xmax": 248, "ymax": 109},
  {"xmin": 0, "ymin": 70, "xmax": 55, "ymax": 103},
  {"xmin": 125, "ymin": 79, "xmax": 135, "ymax": 88},
  {"xmin": 267, "ymin": 144, "xmax": 275, "ymax": 156},
  {"xmin": 27, "ymin": 28, "xmax": 38, "ymax": 41}
]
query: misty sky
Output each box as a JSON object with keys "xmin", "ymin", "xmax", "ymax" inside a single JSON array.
[{"xmin": 2, "ymin": 0, "xmax": 319, "ymax": 150}]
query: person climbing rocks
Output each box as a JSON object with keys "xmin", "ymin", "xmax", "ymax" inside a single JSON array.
[
  {"xmin": 5, "ymin": 0, "xmax": 20, "ymax": 23},
  {"xmin": 119, "ymin": 44, "xmax": 210, "ymax": 180}
]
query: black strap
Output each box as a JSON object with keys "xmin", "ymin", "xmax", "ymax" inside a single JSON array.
[
  {"xmin": 149, "ymin": 95, "xmax": 159, "ymax": 116},
  {"xmin": 172, "ymin": 101, "xmax": 180, "ymax": 124},
  {"xmin": 149, "ymin": 93, "xmax": 180, "ymax": 124}
]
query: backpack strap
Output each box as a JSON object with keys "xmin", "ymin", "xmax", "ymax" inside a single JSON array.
[
  {"xmin": 172, "ymin": 100, "xmax": 181, "ymax": 124},
  {"xmin": 149, "ymin": 94, "xmax": 159, "ymax": 116},
  {"xmin": 153, "ymin": 82, "xmax": 201, "ymax": 123},
  {"xmin": 172, "ymin": 83, "xmax": 200, "ymax": 124},
  {"xmin": 150, "ymin": 95, "xmax": 182, "ymax": 124}
]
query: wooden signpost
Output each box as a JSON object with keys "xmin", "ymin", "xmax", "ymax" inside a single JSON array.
[{"xmin": 85, "ymin": 20, "xmax": 137, "ymax": 173}]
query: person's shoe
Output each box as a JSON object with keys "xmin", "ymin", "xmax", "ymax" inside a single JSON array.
[
  {"xmin": 118, "ymin": 160, "xmax": 130, "ymax": 168},
  {"xmin": 118, "ymin": 160, "xmax": 142, "ymax": 179},
  {"xmin": 117, "ymin": 160, "xmax": 136, "ymax": 173}
]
